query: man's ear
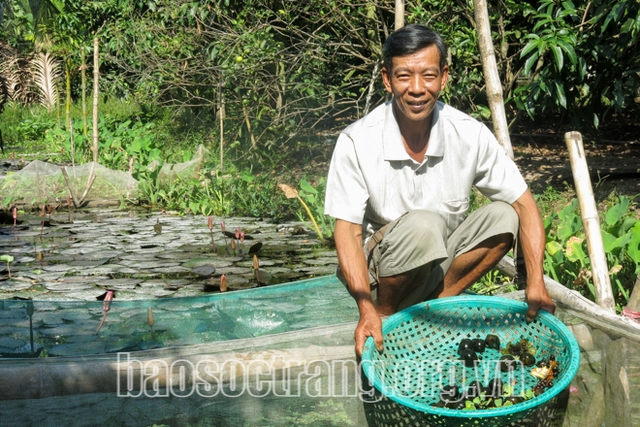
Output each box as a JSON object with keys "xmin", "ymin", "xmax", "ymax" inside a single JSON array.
[
  {"xmin": 381, "ymin": 67, "xmax": 393, "ymax": 94},
  {"xmin": 440, "ymin": 65, "xmax": 449, "ymax": 91}
]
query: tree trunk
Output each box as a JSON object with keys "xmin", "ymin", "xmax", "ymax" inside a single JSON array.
[
  {"xmin": 81, "ymin": 49, "xmax": 88, "ymax": 138},
  {"xmin": 473, "ymin": 0, "xmax": 514, "ymax": 159},
  {"xmin": 65, "ymin": 61, "xmax": 71, "ymax": 132},
  {"xmin": 219, "ymin": 86, "xmax": 225, "ymax": 172},
  {"xmin": 395, "ymin": 0, "xmax": 404, "ymax": 30},
  {"xmin": 92, "ymin": 38, "xmax": 99, "ymax": 164}
]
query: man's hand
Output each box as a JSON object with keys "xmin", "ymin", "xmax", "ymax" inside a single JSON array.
[
  {"xmin": 334, "ymin": 219, "xmax": 382, "ymax": 356},
  {"xmin": 355, "ymin": 306, "xmax": 384, "ymax": 358},
  {"xmin": 525, "ymin": 282, "xmax": 556, "ymax": 322},
  {"xmin": 512, "ymin": 190, "xmax": 556, "ymax": 322}
]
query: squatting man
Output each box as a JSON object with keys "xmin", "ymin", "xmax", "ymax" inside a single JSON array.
[{"xmin": 324, "ymin": 24, "xmax": 555, "ymax": 356}]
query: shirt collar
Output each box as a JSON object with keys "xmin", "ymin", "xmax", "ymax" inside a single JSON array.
[{"xmin": 382, "ymin": 100, "xmax": 445, "ymax": 161}]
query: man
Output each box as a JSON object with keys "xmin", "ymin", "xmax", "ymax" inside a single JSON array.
[{"xmin": 324, "ymin": 24, "xmax": 555, "ymax": 357}]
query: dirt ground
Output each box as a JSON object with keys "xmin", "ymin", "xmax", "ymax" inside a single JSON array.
[{"xmin": 510, "ymin": 114, "xmax": 640, "ymax": 212}]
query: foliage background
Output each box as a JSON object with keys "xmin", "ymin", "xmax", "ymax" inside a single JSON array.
[
  {"xmin": 2, "ymin": 0, "xmax": 639, "ymax": 155},
  {"xmin": 0, "ymin": 0, "xmax": 639, "ymax": 309}
]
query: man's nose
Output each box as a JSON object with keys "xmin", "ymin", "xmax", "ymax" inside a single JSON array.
[{"xmin": 408, "ymin": 74, "xmax": 424, "ymax": 94}]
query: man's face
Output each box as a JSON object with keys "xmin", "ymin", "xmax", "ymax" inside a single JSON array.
[{"xmin": 382, "ymin": 45, "xmax": 449, "ymax": 125}]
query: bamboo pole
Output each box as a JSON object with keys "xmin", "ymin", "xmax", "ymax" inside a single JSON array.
[
  {"xmin": 564, "ymin": 131, "xmax": 616, "ymax": 313},
  {"xmin": 624, "ymin": 273, "xmax": 640, "ymax": 314},
  {"xmin": 395, "ymin": 0, "xmax": 404, "ymax": 30},
  {"xmin": 473, "ymin": 0, "xmax": 514, "ymax": 159},
  {"xmin": 92, "ymin": 38, "xmax": 99, "ymax": 164}
]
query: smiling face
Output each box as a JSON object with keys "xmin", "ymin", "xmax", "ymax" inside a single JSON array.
[{"xmin": 382, "ymin": 44, "xmax": 449, "ymax": 130}]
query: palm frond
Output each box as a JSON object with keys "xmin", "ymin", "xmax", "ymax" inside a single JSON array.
[{"xmin": 31, "ymin": 52, "xmax": 61, "ymax": 111}]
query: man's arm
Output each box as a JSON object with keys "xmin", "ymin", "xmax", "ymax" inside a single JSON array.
[
  {"xmin": 511, "ymin": 189, "xmax": 556, "ymax": 320},
  {"xmin": 334, "ymin": 219, "xmax": 384, "ymax": 357}
]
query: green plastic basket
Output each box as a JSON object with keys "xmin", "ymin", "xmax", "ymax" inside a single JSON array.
[{"xmin": 361, "ymin": 295, "xmax": 580, "ymax": 427}]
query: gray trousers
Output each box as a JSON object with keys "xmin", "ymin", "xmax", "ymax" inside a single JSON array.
[{"xmin": 367, "ymin": 202, "xmax": 519, "ymax": 310}]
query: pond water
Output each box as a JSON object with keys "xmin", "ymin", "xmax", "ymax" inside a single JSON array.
[{"xmin": 0, "ymin": 208, "xmax": 337, "ymax": 301}]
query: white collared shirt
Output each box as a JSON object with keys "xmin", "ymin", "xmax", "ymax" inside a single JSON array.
[{"xmin": 325, "ymin": 100, "xmax": 527, "ymax": 242}]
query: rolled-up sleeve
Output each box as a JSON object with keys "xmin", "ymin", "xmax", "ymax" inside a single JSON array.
[
  {"xmin": 324, "ymin": 133, "xmax": 369, "ymax": 224},
  {"xmin": 473, "ymin": 126, "xmax": 528, "ymax": 204}
]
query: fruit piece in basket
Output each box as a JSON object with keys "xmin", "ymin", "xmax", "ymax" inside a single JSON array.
[
  {"xmin": 503, "ymin": 338, "xmax": 536, "ymax": 359},
  {"xmin": 464, "ymin": 380, "xmax": 484, "ymax": 399},
  {"xmin": 459, "ymin": 348, "xmax": 478, "ymax": 367},
  {"xmin": 486, "ymin": 377, "xmax": 503, "ymax": 398},
  {"xmin": 484, "ymin": 334, "xmax": 500, "ymax": 350},
  {"xmin": 439, "ymin": 384, "xmax": 461, "ymax": 403},
  {"xmin": 457, "ymin": 338, "xmax": 473, "ymax": 355},
  {"xmin": 504, "ymin": 395, "xmax": 525, "ymax": 405},
  {"xmin": 471, "ymin": 338, "xmax": 486, "ymax": 353},
  {"xmin": 532, "ymin": 355, "xmax": 560, "ymax": 395},
  {"xmin": 499, "ymin": 354, "xmax": 520, "ymax": 372},
  {"xmin": 520, "ymin": 353, "xmax": 536, "ymax": 366}
]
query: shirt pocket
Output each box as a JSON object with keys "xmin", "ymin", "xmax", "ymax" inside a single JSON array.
[{"xmin": 438, "ymin": 198, "xmax": 470, "ymax": 235}]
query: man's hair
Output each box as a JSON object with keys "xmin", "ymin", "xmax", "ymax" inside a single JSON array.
[{"xmin": 382, "ymin": 24, "xmax": 448, "ymax": 72}]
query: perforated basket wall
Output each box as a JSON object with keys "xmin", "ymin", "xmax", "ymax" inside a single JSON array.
[{"xmin": 361, "ymin": 295, "xmax": 580, "ymax": 427}]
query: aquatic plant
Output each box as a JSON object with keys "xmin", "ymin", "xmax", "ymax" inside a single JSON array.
[
  {"xmin": 278, "ymin": 183, "xmax": 326, "ymax": 244},
  {"xmin": 0, "ymin": 254, "xmax": 14, "ymax": 278}
]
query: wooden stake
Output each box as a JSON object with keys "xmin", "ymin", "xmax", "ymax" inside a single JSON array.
[
  {"xmin": 474, "ymin": 0, "xmax": 514, "ymax": 159},
  {"xmin": 625, "ymin": 274, "xmax": 640, "ymax": 313},
  {"xmin": 564, "ymin": 131, "xmax": 615, "ymax": 313}
]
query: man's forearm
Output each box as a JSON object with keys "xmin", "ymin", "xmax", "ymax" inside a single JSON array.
[
  {"xmin": 512, "ymin": 189, "xmax": 556, "ymax": 318},
  {"xmin": 512, "ymin": 189, "xmax": 546, "ymax": 287},
  {"xmin": 334, "ymin": 219, "xmax": 385, "ymax": 355},
  {"xmin": 334, "ymin": 220, "xmax": 375, "ymax": 313}
]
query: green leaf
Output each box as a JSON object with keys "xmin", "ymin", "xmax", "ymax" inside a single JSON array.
[
  {"xmin": 551, "ymin": 45, "xmax": 564, "ymax": 71},
  {"xmin": 554, "ymin": 81, "xmax": 567, "ymax": 108},
  {"xmin": 343, "ymin": 68, "xmax": 356, "ymax": 82},
  {"xmin": 476, "ymin": 104, "xmax": 491, "ymax": 119},
  {"xmin": 627, "ymin": 222, "xmax": 640, "ymax": 264},
  {"xmin": 0, "ymin": 255, "xmax": 14, "ymax": 263},
  {"xmin": 524, "ymin": 51, "xmax": 539, "ymax": 75},
  {"xmin": 620, "ymin": 217, "xmax": 637, "ymax": 235},
  {"xmin": 605, "ymin": 196, "xmax": 629, "ymax": 226},
  {"xmin": 240, "ymin": 170, "xmax": 255, "ymax": 183},
  {"xmin": 601, "ymin": 231, "xmax": 616, "ymax": 252},
  {"xmin": 546, "ymin": 241, "xmax": 563, "ymax": 257},
  {"xmin": 602, "ymin": 1, "xmax": 627, "ymax": 33},
  {"xmin": 602, "ymin": 231, "xmax": 632, "ymax": 252},
  {"xmin": 556, "ymin": 39, "xmax": 577, "ymax": 65},
  {"xmin": 300, "ymin": 179, "xmax": 318, "ymax": 195},
  {"xmin": 621, "ymin": 17, "xmax": 635, "ymax": 34},
  {"xmin": 520, "ymin": 38, "xmax": 540, "ymax": 58},
  {"xmin": 565, "ymin": 237, "xmax": 587, "ymax": 264}
]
